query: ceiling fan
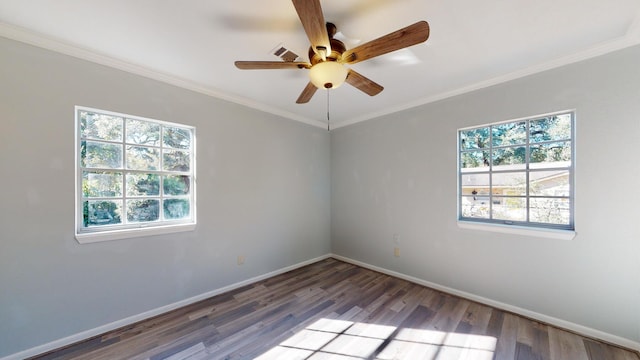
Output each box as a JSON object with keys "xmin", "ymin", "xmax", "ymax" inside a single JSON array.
[{"xmin": 234, "ymin": 0, "xmax": 430, "ymax": 104}]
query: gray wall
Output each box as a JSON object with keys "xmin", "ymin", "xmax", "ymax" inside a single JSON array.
[
  {"xmin": 0, "ymin": 37, "xmax": 330, "ymax": 357},
  {"xmin": 331, "ymin": 45, "xmax": 640, "ymax": 343},
  {"xmin": 2, "ymin": 34, "xmax": 640, "ymax": 357}
]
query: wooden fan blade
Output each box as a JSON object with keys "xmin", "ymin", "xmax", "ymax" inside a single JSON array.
[
  {"xmin": 235, "ymin": 61, "xmax": 311, "ymax": 70},
  {"xmin": 292, "ymin": 0, "xmax": 331, "ymax": 55},
  {"xmin": 296, "ymin": 82, "xmax": 318, "ymax": 104},
  {"xmin": 342, "ymin": 21, "xmax": 430, "ymax": 65},
  {"xmin": 345, "ymin": 69, "xmax": 384, "ymax": 96}
]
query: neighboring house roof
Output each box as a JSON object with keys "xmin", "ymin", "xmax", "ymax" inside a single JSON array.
[{"xmin": 461, "ymin": 162, "xmax": 570, "ymax": 188}]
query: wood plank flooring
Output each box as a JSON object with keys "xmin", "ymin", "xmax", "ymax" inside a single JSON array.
[{"xmin": 30, "ymin": 258, "xmax": 639, "ymax": 360}]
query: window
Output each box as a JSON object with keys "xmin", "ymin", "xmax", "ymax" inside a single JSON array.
[
  {"xmin": 75, "ymin": 107, "xmax": 196, "ymax": 243},
  {"xmin": 458, "ymin": 111, "xmax": 574, "ymax": 231}
]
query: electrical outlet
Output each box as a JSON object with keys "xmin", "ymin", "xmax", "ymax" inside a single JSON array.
[
  {"xmin": 237, "ymin": 255, "xmax": 245, "ymax": 265},
  {"xmin": 394, "ymin": 247, "xmax": 400, "ymax": 257}
]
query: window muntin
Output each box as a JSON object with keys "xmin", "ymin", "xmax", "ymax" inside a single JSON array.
[
  {"xmin": 76, "ymin": 107, "xmax": 195, "ymax": 237},
  {"xmin": 458, "ymin": 112, "xmax": 574, "ymax": 230}
]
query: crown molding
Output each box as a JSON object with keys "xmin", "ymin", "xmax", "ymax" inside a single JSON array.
[
  {"xmin": 2, "ymin": 19, "xmax": 639, "ymax": 131},
  {"xmin": 332, "ymin": 24, "xmax": 640, "ymax": 129},
  {"xmin": 0, "ymin": 22, "xmax": 327, "ymax": 129}
]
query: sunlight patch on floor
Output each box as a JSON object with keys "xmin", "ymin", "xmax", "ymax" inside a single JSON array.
[{"xmin": 255, "ymin": 318, "xmax": 497, "ymax": 359}]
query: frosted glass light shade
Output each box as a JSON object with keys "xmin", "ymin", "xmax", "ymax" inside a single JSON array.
[{"xmin": 309, "ymin": 61, "xmax": 348, "ymax": 89}]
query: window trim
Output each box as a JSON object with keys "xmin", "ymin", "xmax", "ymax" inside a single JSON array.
[
  {"xmin": 457, "ymin": 221, "xmax": 576, "ymax": 240},
  {"xmin": 75, "ymin": 223, "xmax": 197, "ymax": 243},
  {"xmin": 74, "ymin": 106, "xmax": 196, "ymax": 243},
  {"xmin": 457, "ymin": 110, "xmax": 575, "ymax": 233}
]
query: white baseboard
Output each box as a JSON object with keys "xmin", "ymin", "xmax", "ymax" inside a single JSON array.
[
  {"xmin": 330, "ymin": 253, "xmax": 640, "ymax": 353},
  {"xmin": 5, "ymin": 253, "xmax": 638, "ymax": 359},
  {"xmin": 0, "ymin": 254, "xmax": 332, "ymax": 360}
]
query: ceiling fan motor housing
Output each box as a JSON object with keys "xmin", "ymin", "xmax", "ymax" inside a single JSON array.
[{"xmin": 308, "ymin": 38, "xmax": 346, "ymax": 65}]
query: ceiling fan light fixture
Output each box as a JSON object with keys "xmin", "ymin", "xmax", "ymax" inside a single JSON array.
[
  {"xmin": 236, "ymin": 0, "xmax": 430, "ymax": 103},
  {"xmin": 309, "ymin": 61, "xmax": 348, "ymax": 89}
]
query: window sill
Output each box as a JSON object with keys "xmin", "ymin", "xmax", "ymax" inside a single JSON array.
[
  {"xmin": 75, "ymin": 223, "xmax": 196, "ymax": 244},
  {"xmin": 457, "ymin": 221, "xmax": 576, "ymax": 240}
]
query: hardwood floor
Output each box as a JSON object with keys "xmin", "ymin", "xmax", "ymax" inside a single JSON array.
[{"xmin": 30, "ymin": 258, "xmax": 639, "ymax": 360}]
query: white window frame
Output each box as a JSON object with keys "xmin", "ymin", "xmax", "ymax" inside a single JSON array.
[
  {"xmin": 457, "ymin": 110, "xmax": 575, "ymax": 239},
  {"xmin": 75, "ymin": 106, "xmax": 196, "ymax": 243}
]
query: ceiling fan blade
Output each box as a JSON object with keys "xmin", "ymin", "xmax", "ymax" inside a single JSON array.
[
  {"xmin": 342, "ymin": 21, "xmax": 430, "ymax": 65},
  {"xmin": 292, "ymin": 0, "xmax": 331, "ymax": 55},
  {"xmin": 345, "ymin": 69, "xmax": 383, "ymax": 96},
  {"xmin": 235, "ymin": 61, "xmax": 310, "ymax": 70},
  {"xmin": 296, "ymin": 82, "xmax": 318, "ymax": 104}
]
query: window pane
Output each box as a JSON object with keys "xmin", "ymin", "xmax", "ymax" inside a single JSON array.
[
  {"xmin": 491, "ymin": 197, "xmax": 526, "ymax": 221},
  {"xmin": 164, "ymin": 199, "xmax": 190, "ymax": 220},
  {"xmin": 492, "ymin": 146, "xmax": 526, "ymax": 169},
  {"xmin": 126, "ymin": 174, "xmax": 160, "ymax": 196},
  {"xmin": 530, "ymin": 141, "xmax": 571, "ymax": 167},
  {"xmin": 164, "ymin": 175, "xmax": 190, "ymax": 195},
  {"xmin": 461, "ymin": 173, "xmax": 489, "ymax": 194},
  {"xmin": 530, "ymin": 198, "xmax": 570, "ymax": 225},
  {"xmin": 461, "ymin": 173, "xmax": 491, "ymax": 218},
  {"xmin": 492, "ymin": 121, "xmax": 526, "ymax": 147},
  {"xmin": 126, "ymin": 146, "xmax": 160, "ymax": 170},
  {"xmin": 127, "ymin": 199, "xmax": 159, "ymax": 222},
  {"xmin": 492, "ymin": 172, "xmax": 526, "ymax": 196},
  {"xmin": 530, "ymin": 114, "xmax": 571, "ymax": 143},
  {"xmin": 163, "ymin": 150, "xmax": 190, "ymax": 172},
  {"xmin": 84, "ymin": 200, "xmax": 122, "ymax": 227},
  {"xmin": 83, "ymin": 171, "xmax": 122, "ymax": 197},
  {"xmin": 460, "ymin": 151, "xmax": 490, "ymax": 172},
  {"xmin": 461, "ymin": 196, "xmax": 490, "ymax": 219},
  {"xmin": 530, "ymin": 170, "xmax": 570, "ymax": 196},
  {"xmin": 82, "ymin": 141, "xmax": 123, "ymax": 169},
  {"xmin": 80, "ymin": 111, "xmax": 123, "ymax": 141},
  {"xmin": 460, "ymin": 127, "xmax": 490, "ymax": 150},
  {"xmin": 126, "ymin": 119, "xmax": 160, "ymax": 146},
  {"xmin": 163, "ymin": 126, "xmax": 191, "ymax": 149}
]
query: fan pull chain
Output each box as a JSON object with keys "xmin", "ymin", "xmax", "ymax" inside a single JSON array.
[{"xmin": 326, "ymin": 89, "xmax": 331, "ymax": 131}]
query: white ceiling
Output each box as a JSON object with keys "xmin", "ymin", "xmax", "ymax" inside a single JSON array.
[{"xmin": 1, "ymin": 0, "xmax": 639, "ymax": 128}]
